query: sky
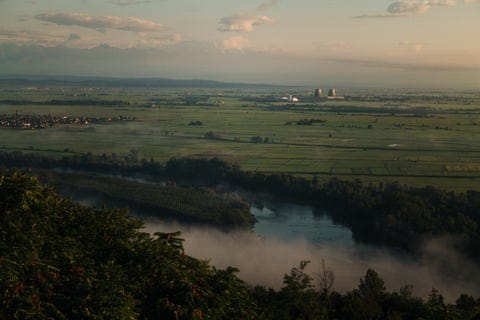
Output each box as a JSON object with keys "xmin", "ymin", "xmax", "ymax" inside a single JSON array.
[{"xmin": 0, "ymin": 0, "xmax": 479, "ymax": 88}]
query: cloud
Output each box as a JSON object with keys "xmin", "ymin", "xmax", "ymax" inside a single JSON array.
[
  {"xmin": 387, "ymin": 0, "xmax": 456, "ymax": 14},
  {"xmin": 0, "ymin": 29, "xmax": 104, "ymax": 49},
  {"xmin": 218, "ymin": 13, "xmax": 275, "ymax": 32},
  {"xmin": 355, "ymin": 0, "xmax": 457, "ymax": 18},
  {"xmin": 67, "ymin": 33, "xmax": 81, "ymax": 41},
  {"xmin": 220, "ymin": 36, "xmax": 252, "ymax": 51},
  {"xmin": 464, "ymin": 0, "xmax": 480, "ymax": 3},
  {"xmin": 35, "ymin": 13, "xmax": 168, "ymax": 33},
  {"xmin": 387, "ymin": 1, "xmax": 431, "ymax": 14},
  {"xmin": 0, "ymin": 24, "xmax": 181, "ymax": 49},
  {"xmin": 0, "ymin": 29, "xmax": 67, "ymax": 46},
  {"xmin": 257, "ymin": 0, "xmax": 279, "ymax": 11},
  {"xmin": 137, "ymin": 33, "xmax": 182, "ymax": 48}
]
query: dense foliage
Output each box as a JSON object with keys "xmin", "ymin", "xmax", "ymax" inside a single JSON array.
[
  {"xmin": 252, "ymin": 263, "xmax": 480, "ymax": 320},
  {"xmin": 1, "ymin": 172, "xmax": 480, "ymax": 319},
  {"xmin": 49, "ymin": 171, "xmax": 254, "ymax": 229},
  {"xmin": 0, "ymin": 152, "xmax": 255, "ymax": 229},
  {"xmin": 1, "ymin": 151, "xmax": 480, "ymax": 258},
  {"xmin": 0, "ymin": 172, "xmax": 257, "ymax": 319}
]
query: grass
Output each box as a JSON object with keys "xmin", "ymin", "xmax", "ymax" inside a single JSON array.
[{"xmin": 0, "ymin": 86, "xmax": 479, "ymax": 191}]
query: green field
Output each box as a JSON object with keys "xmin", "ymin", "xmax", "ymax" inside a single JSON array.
[{"xmin": 1, "ymin": 85, "xmax": 479, "ymax": 191}]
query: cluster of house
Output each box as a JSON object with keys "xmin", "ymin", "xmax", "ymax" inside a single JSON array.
[{"xmin": 0, "ymin": 113, "xmax": 134, "ymax": 130}]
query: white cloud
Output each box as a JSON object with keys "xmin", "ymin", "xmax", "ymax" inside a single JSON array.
[
  {"xmin": 218, "ymin": 13, "xmax": 275, "ymax": 32},
  {"xmin": 35, "ymin": 13, "xmax": 168, "ymax": 33},
  {"xmin": 0, "ymin": 25, "xmax": 182, "ymax": 49},
  {"xmin": 220, "ymin": 36, "xmax": 252, "ymax": 51}
]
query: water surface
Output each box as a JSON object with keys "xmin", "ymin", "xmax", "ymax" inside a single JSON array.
[{"xmin": 252, "ymin": 201, "xmax": 354, "ymax": 247}]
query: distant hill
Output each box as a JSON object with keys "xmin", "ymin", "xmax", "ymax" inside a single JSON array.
[{"xmin": 0, "ymin": 75, "xmax": 286, "ymax": 88}]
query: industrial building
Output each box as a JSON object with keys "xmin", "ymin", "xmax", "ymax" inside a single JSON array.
[
  {"xmin": 327, "ymin": 88, "xmax": 344, "ymax": 100},
  {"xmin": 281, "ymin": 95, "xmax": 299, "ymax": 103}
]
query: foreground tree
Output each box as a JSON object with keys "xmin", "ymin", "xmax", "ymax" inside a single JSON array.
[{"xmin": 0, "ymin": 172, "xmax": 257, "ymax": 319}]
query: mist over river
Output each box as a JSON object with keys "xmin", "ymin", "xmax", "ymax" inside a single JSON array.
[
  {"xmin": 73, "ymin": 191, "xmax": 480, "ymax": 301},
  {"xmin": 141, "ymin": 200, "xmax": 480, "ymax": 302}
]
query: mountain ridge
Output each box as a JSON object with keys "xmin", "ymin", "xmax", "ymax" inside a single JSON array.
[{"xmin": 0, "ymin": 74, "xmax": 294, "ymax": 88}]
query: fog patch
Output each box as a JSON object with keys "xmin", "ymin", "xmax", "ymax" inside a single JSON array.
[{"xmin": 143, "ymin": 220, "xmax": 480, "ymax": 302}]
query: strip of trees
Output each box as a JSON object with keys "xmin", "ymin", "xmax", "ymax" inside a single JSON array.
[{"xmin": 1, "ymin": 151, "xmax": 479, "ymax": 260}]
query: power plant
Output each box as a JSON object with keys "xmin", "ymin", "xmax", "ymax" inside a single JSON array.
[
  {"xmin": 313, "ymin": 87, "xmax": 344, "ymax": 100},
  {"xmin": 328, "ymin": 88, "xmax": 336, "ymax": 97}
]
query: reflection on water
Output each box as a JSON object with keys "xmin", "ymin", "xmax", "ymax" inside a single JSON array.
[
  {"xmin": 251, "ymin": 201, "xmax": 354, "ymax": 247},
  {"xmin": 143, "ymin": 200, "xmax": 480, "ymax": 301},
  {"xmin": 69, "ymin": 192, "xmax": 480, "ymax": 301}
]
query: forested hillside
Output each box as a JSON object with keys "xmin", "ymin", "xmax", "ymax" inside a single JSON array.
[
  {"xmin": 1, "ymin": 172, "xmax": 480, "ymax": 319},
  {"xmin": 0, "ymin": 172, "xmax": 256, "ymax": 319}
]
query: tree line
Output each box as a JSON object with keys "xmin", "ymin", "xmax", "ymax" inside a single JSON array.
[
  {"xmin": 1, "ymin": 172, "xmax": 479, "ymax": 319},
  {"xmin": 48, "ymin": 171, "xmax": 254, "ymax": 229},
  {"xmin": 0, "ymin": 151, "xmax": 479, "ymax": 260}
]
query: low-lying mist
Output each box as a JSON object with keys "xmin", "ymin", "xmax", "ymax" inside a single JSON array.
[{"xmin": 143, "ymin": 219, "xmax": 480, "ymax": 302}]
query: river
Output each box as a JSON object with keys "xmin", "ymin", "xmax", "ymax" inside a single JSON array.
[
  {"xmin": 251, "ymin": 201, "xmax": 354, "ymax": 247},
  {"xmin": 142, "ymin": 199, "xmax": 480, "ymax": 301},
  {"xmin": 74, "ymin": 190, "xmax": 480, "ymax": 301}
]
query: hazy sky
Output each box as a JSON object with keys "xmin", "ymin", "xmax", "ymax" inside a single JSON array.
[{"xmin": 0, "ymin": 0, "xmax": 479, "ymax": 87}]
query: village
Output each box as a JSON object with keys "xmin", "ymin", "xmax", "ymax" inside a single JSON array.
[{"xmin": 0, "ymin": 112, "xmax": 135, "ymax": 130}]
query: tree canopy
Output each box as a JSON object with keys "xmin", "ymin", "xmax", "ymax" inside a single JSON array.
[
  {"xmin": 1, "ymin": 171, "xmax": 480, "ymax": 319},
  {"xmin": 0, "ymin": 172, "xmax": 257, "ymax": 319}
]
